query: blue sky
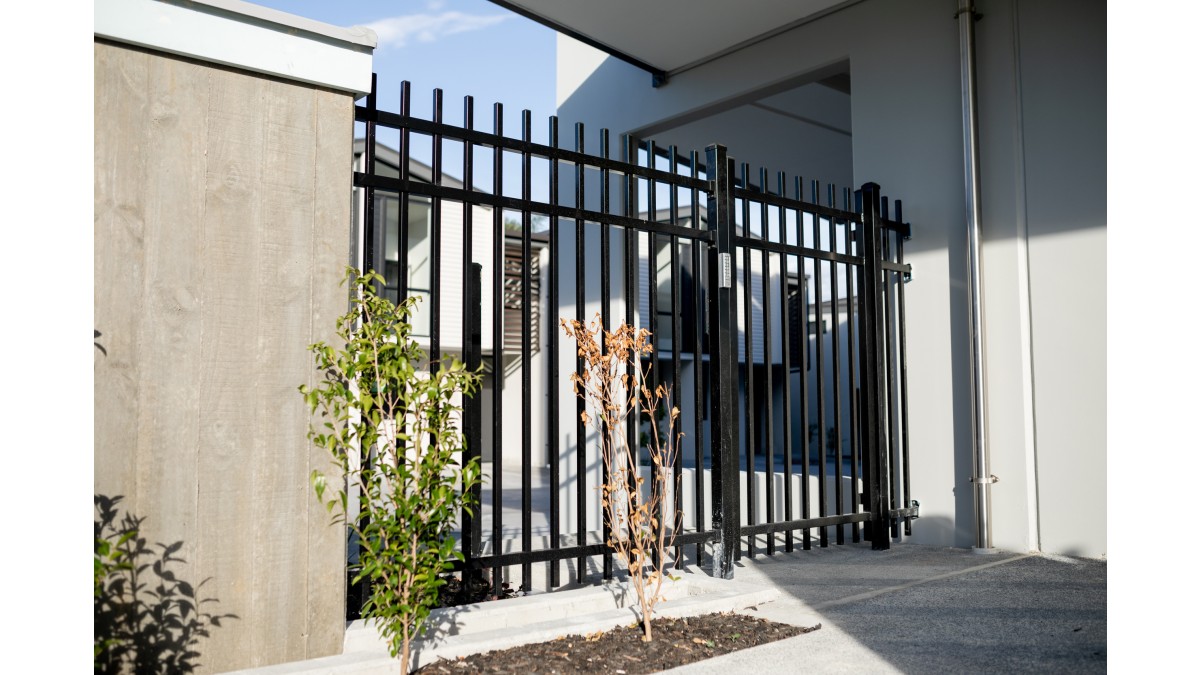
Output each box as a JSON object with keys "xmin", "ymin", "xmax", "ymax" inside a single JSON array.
[
  {"xmin": 253, "ymin": 1, "xmax": 557, "ymax": 133},
  {"xmin": 252, "ymin": 0, "xmax": 559, "ymax": 199}
]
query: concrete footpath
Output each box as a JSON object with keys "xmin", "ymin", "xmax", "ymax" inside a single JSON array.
[
  {"xmin": 665, "ymin": 543, "xmax": 1107, "ymax": 674},
  {"xmin": 230, "ymin": 542, "xmax": 1105, "ymax": 674}
]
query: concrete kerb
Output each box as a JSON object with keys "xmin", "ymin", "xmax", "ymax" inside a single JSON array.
[{"xmin": 227, "ymin": 568, "xmax": 783, "ymax": 674}]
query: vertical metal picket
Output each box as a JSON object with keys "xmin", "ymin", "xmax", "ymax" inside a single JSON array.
[
  {"xmin": 490, "ymin": 102, "xmax": 505, "ymax": 592},
  {"xmin": 547, "ymin": 115, "xmax": 562, "ymax": 587},
  {"xmin": 740, "ymin": 162, "xmax": 755, "ymax": 560},
  {"xmin": 519, "ymin": 110, "xmax": 534, "ymax": 592},
  {"xmin": 362, "ymin": 74, "xmax": 377, "ymax": 277},
  {"xmin": 429, "ymin": 89, "xmax": 443, "ymax": 364},
  {"xmin": 463, "ymin": 262, "xmax": 483, "ymax": 571},
  {"xmin": 689, "ymin": 151, "xmax": 706, "ymax": 567}
]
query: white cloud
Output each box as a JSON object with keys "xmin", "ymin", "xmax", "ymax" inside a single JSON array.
[{"xmin": 366, "ymin": 10, "xmax": 510, "ymax": 49}]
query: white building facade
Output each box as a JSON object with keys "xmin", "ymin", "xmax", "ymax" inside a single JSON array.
[{"xmin": 538, "ymin": 0, "xmax": 1105, "ymax": 558}]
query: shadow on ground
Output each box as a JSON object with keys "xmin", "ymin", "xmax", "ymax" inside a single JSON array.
[{"xmin": 668, "ymin": 539, "xmax": 1106, "ymax": 673}]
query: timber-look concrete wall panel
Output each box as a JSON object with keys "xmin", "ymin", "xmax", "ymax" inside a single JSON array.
[
  {"xmin": 94, "ymin": 40, "xmax": 352, "ymax": 673},
  {"xmin": 308, "ymin": 85, "xmax": 353, "ymax": 659},
  {"xmin": 95, "ymin": 42, "xmax": 148, "ymax": 515}
]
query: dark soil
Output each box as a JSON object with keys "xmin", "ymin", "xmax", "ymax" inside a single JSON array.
[
  {"xmin": 415, "ymin": 612, "xmax": 820, "ymax": 674},
  {"xmin": 348, "ymin": 574, "xmax": 523, "ymax": 620},
  {"xmin": 436, "ymin": 575, "xmax": 523, "ymax": 608}
]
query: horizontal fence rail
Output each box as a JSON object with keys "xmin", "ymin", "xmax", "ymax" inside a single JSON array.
[{"xmin": 347, "ymin": 79, "xmax": 916, "ymax": 616}]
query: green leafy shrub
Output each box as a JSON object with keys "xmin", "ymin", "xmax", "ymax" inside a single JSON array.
[{"xmin": 301, "ymin": 269, "xmax": 482, "ymax": 672}]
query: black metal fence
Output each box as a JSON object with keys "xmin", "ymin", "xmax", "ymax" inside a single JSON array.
[{"xmin": 350, "ymin": 77, "xmax": 916, "ymax": 613}]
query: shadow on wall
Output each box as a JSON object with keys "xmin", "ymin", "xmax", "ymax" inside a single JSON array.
[
  {"xmin": 94, "ymin": 495, "xmax": 237, "ymax": 674},
  {"xmin": 904, "ymin": 515, "xmax": 957, "ymax": 548}
]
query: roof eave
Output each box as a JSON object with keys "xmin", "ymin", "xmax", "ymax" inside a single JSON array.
[{"xmin": 486, "ymin": 0, "xmax": 668, "ymax": 87}]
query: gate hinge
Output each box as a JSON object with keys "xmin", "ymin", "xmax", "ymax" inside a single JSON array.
[
  {"xmin": 910, "ymin": 499, "xmax": 920, "ymax": 518},
  {"xmin": 970, "ymin": 474, "xmax": 999, "ymax": 484}
]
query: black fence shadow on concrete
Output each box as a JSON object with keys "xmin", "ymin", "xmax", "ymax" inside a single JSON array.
[{"xmin": 724, "ymin": 527, "xmax": 1106, "ymax": 673}]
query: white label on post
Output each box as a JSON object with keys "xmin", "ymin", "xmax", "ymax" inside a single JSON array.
[{"xmin": 720, "ymin": 252, "xmax": 732, "ymax": 288}]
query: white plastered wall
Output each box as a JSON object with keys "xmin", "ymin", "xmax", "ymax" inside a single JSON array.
[{"xmin": 555, "ymin": 0, "xmax": 1105, "ymax": 557}]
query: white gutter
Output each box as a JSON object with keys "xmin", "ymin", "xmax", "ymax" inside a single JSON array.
[
  {"xmin": 957, "ymin": 0, "xmax": 996, "ymax": 553},
  {"xmin": 95, "ymin": 0, "xmax": 376, "ymax": 97}
]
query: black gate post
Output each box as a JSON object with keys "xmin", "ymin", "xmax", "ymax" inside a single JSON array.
[
  {"xmin": 706, "ymin": 144, "xmax": 740, "ymax": 578},
  {"xmin": 462, "ymin": 263, "xmax": 484, "ymax": 572},
  {"xmin": 857, "ymin": 183, "xmax": 892, "ymax": 550}
]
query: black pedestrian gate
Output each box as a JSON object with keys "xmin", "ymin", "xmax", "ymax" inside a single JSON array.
[{"xmin": 350, "ymin": 78, "xmax": 917, "ymax": 612}]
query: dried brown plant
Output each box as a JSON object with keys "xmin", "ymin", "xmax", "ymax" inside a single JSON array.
[{"xmin": 561, "ymin": 314, "xmax": 682, "ymax": 641}]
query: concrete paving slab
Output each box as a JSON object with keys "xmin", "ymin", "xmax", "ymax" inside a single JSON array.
[
  {"xmin": 232, "ymin": 542, "xmax": 1105, "ymax": 674},
  {"xmin": 665, "ymin": 543, "xmax": 1106, "ymax": 674}
]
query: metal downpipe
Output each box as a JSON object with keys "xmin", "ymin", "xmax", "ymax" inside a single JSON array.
[{"xmin": 957, "ymin": 1, "xmax": 996, "ymax": 553}]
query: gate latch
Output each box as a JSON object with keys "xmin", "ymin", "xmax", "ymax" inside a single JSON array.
[{"xmin": 719, "ymin": 252, "xmax": 732, "ymax": 288}]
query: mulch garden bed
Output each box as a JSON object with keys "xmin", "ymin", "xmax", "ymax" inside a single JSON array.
[{"xmin": 415, "ymin": 611, "xmax": 820, "ymax": 674}]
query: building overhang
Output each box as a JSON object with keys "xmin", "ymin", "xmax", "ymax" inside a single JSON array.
[{"xmin": 488, "ymin": 0, "xmax": 859, "ymax": 86}]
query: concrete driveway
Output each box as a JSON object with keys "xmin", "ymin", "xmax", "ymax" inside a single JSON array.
[{"xmin": 666, "ymin": 544, "xmax": 1106, "ymax": 673}]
